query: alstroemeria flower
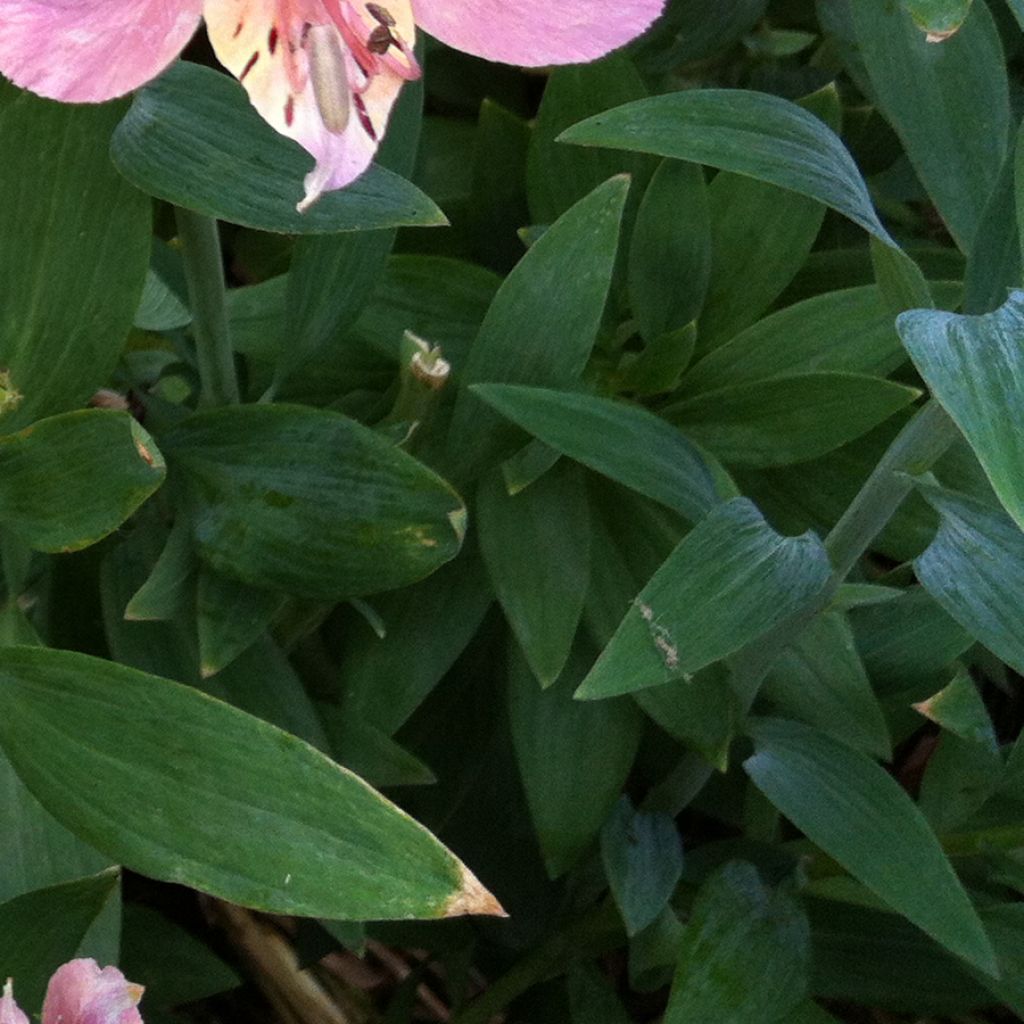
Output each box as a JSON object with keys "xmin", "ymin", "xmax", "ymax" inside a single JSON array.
[
  {"xmin": 3, "ymin": 960, "xmax": 144, "ymax": 1024},
  {"xmin": 0, "ymin": 0, "xmax": 664, "ymax": 210}
]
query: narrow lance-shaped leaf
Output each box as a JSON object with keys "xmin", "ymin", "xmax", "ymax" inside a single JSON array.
[
  {"xmin": 911, "ymin": 480, "xmax": 1024, "ymax": 679},
  {"xmin": 559, "ymin": 89, "xmax": 894, "ymax": 245},
  {"xmin": 898, "ymin": 292, "xmax": 1024, "ymax": 531},
  {"xmin": 0, "ymin": 869, "xmax": 120, "ymax": 1013},
  {"xmin": 577, "ymin": 498, "xmax": 832, "ymax": 699},
  {"xmin": 852, "ymin": 0, "xmax": 1007, "ymax": 251},
  {"xmin": 744, "ymin": 717, "xmax": 998, "ymax": 975},
  {"xmin": 164, "ymin": 403, "xmax": 466, "ymax": 600},
  {"xmin": 0, "ymin": 646, "xmax": 502, "ymax": 921},
  {"xmin": 447, "ymin": 176, "xmax": 629, "ymax": 476},
  {"xmin": 472, "ymin": 384, "xmax": 719, "ymax": 522},
  {"xmin": 0, "ymin": 85, "xmax": 150, "ymax": 430},
  {"xmin": 110, "ymin": 63, "xmax": 444, "ymax": 235},
  {"xmin": 478, "ymin": 463, "xmax": 590, "ymax": 687}
]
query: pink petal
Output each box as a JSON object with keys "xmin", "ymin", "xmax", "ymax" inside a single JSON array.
[
  {"xmin": 411, "ymin": 0, "xmax": 665, "ymax": 66},
  {"xmin": 41, "ymin": 960, "xmax": 144, "ymax": 1024},
  {"xmin": 0, "ymin": 0, "xmax": 202, "ymax": 102},
  {"xmin": 204, "ymin": 0, "xmax": 415, "ymax": 209},
  {"xmin": 1, "ymin": 981, "xmax": 29, "ymax": 1024}
]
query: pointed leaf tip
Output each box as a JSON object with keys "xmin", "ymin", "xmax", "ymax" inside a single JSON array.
[{"xmin": 444, "ymin": 865, "xmax": 507, "ymax": 919}]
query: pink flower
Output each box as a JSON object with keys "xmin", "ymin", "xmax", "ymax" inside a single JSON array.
[
  {"xmin": 3, "ymin": 960, "xmax": 144, "ymax": 1024},
  {"xmin": 0, "ymin": 0, "xmax": 664, "ymax": 210}
]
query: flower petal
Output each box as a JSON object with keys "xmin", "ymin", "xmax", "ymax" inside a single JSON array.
[
  {"xmin": 41, "ymin": 960, "xmax": 143, "ymax": 1024},
  {"xmin": 204, "ymin": 0, "xmax": 414, "ymax": 209},
  {"xmin": 1, "ymin": 981, "xmax": 29, "ymax": 1024},
  {"xmin": 0, "ymin": 0, "xmax": 202, "ymax": 102},
  {"xmin": 410, "ymin": 0, "xmax": 665, "ymax": 66}
]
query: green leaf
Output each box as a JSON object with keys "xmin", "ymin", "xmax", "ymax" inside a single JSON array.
[
  {"xmin": 898, "ymin": 292, "xmax": 1024, "ymax": 531},
  {"xmin": 318, "ymin": 706, "xmax": 436, "ymax": 788},
  {"xmin": 110, "ymin": 63, "xmax": 444, "ymax": 234},
  {"xmin": 601, "ymin": 796, "xmax": 684, "ymax": 936},
  {"xmin": 164, "ymin": 403, "xmax": 465, "ymax": 600},
  {"xmin": 577, "ymin": 498, "xmax": 831, "ymax": 699},
  {"xmin": 807, "ymin": 896, "xmax": 990, "ymax": 1014},
  {"xmin": 629, "ymin": 160, "xmax": 711, "ymax": 341},
  {"xmin": 763, "ymin": 612, "xmax": 891, "ymax": 759},
  {"xmin": 913, "ymin": 666, "xmax": 997, "ymax": 750},
  {"xmin": 135, "ymin": 269, "xmax": 192, "ymax": 331},
  {"xmin": 632, "ymin": 665, "xmax": 737, "ymax": 770},
  {"xmin": 337, "ymin": 548, "xmax": 492, "ymax": 736},
  {"xmin": 912, "ymin": 482, "xmax": 1024, "ymax": 679},
  {"xmin": 683, "ymin": 286, "xmax": 912, "ymax": 393},
  {"xmin": 197, "ymin": 569, "xmax": 284, "ymax": 678},
  {"xmin": 527, "ymin": 56, "xmax": 650, "ymax": 224},
  {"xmin": 664, "ymin": 861, "xmax": 810, "ymax": 1024},
  {"xmin": 0, "ymin": 410, "xmax": 165, "ymax": 553},
  {"xmin": 448, "ymin": 176, "xmax": 629, "ymax": 475},
  {"xmin": 744, "ymin": 717, "xmax": 998, "ymax": 974},
  {"xmin": 124, "ymin": 517, "xmax": 196, "ymax": 622},
  {"xmin": 0, "ymin": 646, "xmax": 500, "ymax": 921},
  {"xmin": 478, "ymin": 464, "xmax": 590, "ymax": 686},
  {"xmin": 0, "ymin": 87, "xmax": 149, "ymax": 430},
  {"xmin": 664, "ymin": 373, "xmax": 920, "ymax": 468},
  {"xmin": 121, "ymin": 904, "xmax": 240, "ymax": 1008},
  {"xmin": 852, "ymin": 0, "xmax": 1008, "ymax": 251},
  {"xmin": 696, "ymin": 84, "xmax": 839, "ymax": 351},
  {"xmin": 508, "ymin": 645, "xmax": 643, "ymax": 878},
  {"xmin": 901, "ymin": 0, "xmax": 973, "ymax": 39},
  {"xmin": 560, "ymin": 87, "xmax": 893, "ymax": 245},
  {"xmin": 567, "ymin": 963, "xmax": 631, "ymax": 1024},
  {"xmin": 0, "ymin": 869, "xmax": 121, "ymax": 1013},
  {"xmin": 472, "ymin": 384, "xmax": 719, "ymax": 521}
]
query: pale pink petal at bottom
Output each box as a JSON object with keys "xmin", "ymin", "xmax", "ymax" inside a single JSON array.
[
  {"xmin": 411, "ymin": 0, "xmax": 665, "ymax": 66},
  {"xmin": 1, "ymin": 981, "xmax": 29, "ymax": 1024},
  {"xmin": 41, "ymin": 960, "xmax": 143, "ymax": 1024},
  {"xmin": 0, "ymin": 0, "xmax": 202, "ymax": 102}
]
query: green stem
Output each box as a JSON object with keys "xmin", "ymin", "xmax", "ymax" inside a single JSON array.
[
  {"xmin": 175, "ymin": 207, "xmax": 240, "ymax": 407},
  {"xmin": 646, "ymin": 398, "xmax": 961, "ymax": 816},
  {"xmin": 824, "ymin": 399, "xmax": 959, "ymax": 580}
]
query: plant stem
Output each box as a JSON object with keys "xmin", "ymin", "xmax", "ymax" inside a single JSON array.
[
  {"xmin": 824, "ymin": 399, "xmax": 959, "ymax": 580},
  {"xmin": 175, "ymin": 207, "xmax": 240, "ymax": 407},
  {"xmin": 646, "ymin": 398, "xmax": 961, "ymax": 816}
]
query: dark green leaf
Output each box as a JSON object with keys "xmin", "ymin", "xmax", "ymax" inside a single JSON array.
[
  {"xmin": 898, "ymin": 292, "xmax": 1024, "ymax": 530},
  {"xmin": 164, "ymin": 403, "xmax": 465, "ymax": 600},
  {"xmin": 664, "ymin": 373, "xmax": 920, "ymax": 467},
  {"xmin": 913, "ymin": 482, "xmax": 1024, "ymax": 679},
  {"xmin": 509, "ymin": 645, "xmax": 642, "ymax": 877},
  {"xmin": 0, "ymin": 411, "xmax": 164, "ymax": 553},
  {"xmin": 560, "ymin": 87, "xmax": 893, "ymax": 245},
  {"xmin": 601, "ymin": 796, "xmax": 684, "ymax": 936},
  {"xmin": 473, "ymin": 384, "xmax": 719, "ymax": 521},
  {"xmin": 111, "ymin": 63, "xmax": 444, "ymax": 234},
  {"xmin": 0, "ymin": 869, "xmax": 120, "ymax": 1013},
  {"xmin": 578, "ymin": 498, "xmax": 831, "ymax": 699},
  {"xmin": 0, "ymin": 646, "xmax": 500, "ymax": 920},
  {"xmin": 629, "ymin": 160, "xmax": 711, "ymax": 341},
  {"xmin": 665, "ymin": 861, "xmax": 810, "ymax": 1024},
  {"xmin": 0, "ymin": 88, "xmax": 149, "ymax": 430},
  {"xmin": 478, "ymin": 464, "xmax": 590, "ymax": 686},
  {"xmin": 744, "ymin": 717, "xmax": 997, "ymax": 974},
  {"xmin": 448, "ymin": 176, "xmax": 629, "ymax": 474},
  {"xmin": 852, "ymin": 0, "xmax": 1008, "ymax": 251}
]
